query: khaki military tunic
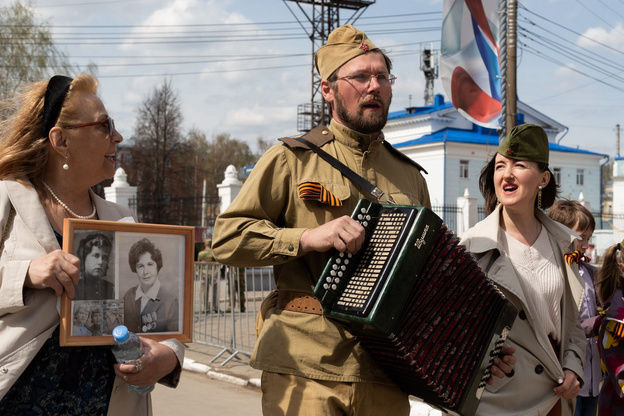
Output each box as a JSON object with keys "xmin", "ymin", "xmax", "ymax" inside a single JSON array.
[{"xmin": 212, "ymin": 120, "xmax": 431, "ymax": 383}]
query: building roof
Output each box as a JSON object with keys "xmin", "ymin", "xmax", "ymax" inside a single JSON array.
[{"xmin": 393, "ymin": 127, "xmax": 608, "ymax": 158}]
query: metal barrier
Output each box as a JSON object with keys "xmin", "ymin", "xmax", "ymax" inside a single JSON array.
[{"xmin": 193, "ymin": 262, "xmax": 275, "ymax": 365}]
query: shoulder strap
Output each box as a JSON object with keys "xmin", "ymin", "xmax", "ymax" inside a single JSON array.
[
  {"xmin": 293, "ymin": 136, "xmax": 387, "ymax": 202},
  {"xmin": 0, "ymin": 205, "xmax": 16, "ymax": 253}
]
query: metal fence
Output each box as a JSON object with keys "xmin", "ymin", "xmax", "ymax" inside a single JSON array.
[
  {"xmin": 192, "ymin": 263, "xmax": 275, "ymax": 365},
  {"xmin": 190, "ymin": 205, "xmax": 624, "ymax": 364}
]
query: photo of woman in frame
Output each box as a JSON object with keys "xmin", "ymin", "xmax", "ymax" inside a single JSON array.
[
  {"xmin": 117, "ymin": 234, "xmax": 184, "ymax": 334},
  {"xmin": 73, "ymin": 230, "xmax": 116, "ymax": 300}
]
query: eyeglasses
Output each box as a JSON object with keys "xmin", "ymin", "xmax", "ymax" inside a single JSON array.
[
  {"xmin": 337, "ymin": 73, "xmax": 397, "ymax": 87},
  {"xmin": 63, "ymin": 118, "xmax": 115, "ymax": 137}
]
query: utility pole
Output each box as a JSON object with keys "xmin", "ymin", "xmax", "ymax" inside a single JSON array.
[
  {"xmin": 499, "ymin": 0, "xmax": 517, "ymax": 139},
  {"xmin": 617, "ymin": 123, "xmax": 621, "ymax": 157},
  {"xmin": 506, "ymin": 0, "xmax": 517, "ymax": 133}
]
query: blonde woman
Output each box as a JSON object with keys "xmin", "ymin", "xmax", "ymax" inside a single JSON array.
[{"xmin": 0, "ymin": 74, "xmax": 183, "ymax": 415}]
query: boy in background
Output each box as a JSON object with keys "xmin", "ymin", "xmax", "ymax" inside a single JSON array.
[{"xmin": 548, "ymin": 199, "xmax": 600, "ymax": 416}]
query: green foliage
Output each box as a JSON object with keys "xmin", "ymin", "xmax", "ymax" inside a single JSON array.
[{"xmin": 0, "ymin": 1, "xmax": 74, "ymax": 102}]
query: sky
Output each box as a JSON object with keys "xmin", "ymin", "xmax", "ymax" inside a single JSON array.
[{"xmin": 28, "ymin": 0, "xmax": 624, "ymax": 159}]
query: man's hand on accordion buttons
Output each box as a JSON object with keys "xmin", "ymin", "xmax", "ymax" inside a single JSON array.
[
  {"xmin": 300, "ymin": 216, "xmax": 365, "ymax": 254},
  {"xmin": 488, "ymin": 346, "xmax": 516, "ymax": 384}
]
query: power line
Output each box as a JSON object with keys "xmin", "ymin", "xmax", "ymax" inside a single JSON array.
[{"xmin": 520, "ymin": 4, "xmax": 624, "ymax": 55}]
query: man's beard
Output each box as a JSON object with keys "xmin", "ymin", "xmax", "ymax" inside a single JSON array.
[{"xmin": 334, "ymin": 90, "xmax": 392, "ymax": 134}]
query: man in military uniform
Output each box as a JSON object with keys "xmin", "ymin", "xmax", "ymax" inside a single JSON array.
[{"xmin": 213, "ymin": 25, "xmax": 513, "ymax": 415}]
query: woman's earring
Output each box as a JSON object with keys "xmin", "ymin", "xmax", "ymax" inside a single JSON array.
[
  {"xmin": 63, "ymin": 155, "xmax": 69, "ymax": 171},
  {"xmin": 537, "ymin": 186, "xmax": 543, "ymax": 210}
]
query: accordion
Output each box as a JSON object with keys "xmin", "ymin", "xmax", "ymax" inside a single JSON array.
[{"xmin": 313, "ymin": 199, "xmax": 517, "ymax": 416}]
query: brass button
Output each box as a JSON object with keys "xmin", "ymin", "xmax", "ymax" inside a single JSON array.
[{"xmin": 322, "ymin": 130, "xmax": 328, "ymax": 135}]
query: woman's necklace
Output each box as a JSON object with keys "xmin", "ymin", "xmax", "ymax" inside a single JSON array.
[{"xmin": 43, "ymin": 182, "xmax": 97, "ymax": 219}]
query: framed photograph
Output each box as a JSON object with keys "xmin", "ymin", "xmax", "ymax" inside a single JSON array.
[{"xmin": 59, "ymin": 218, "xmax": 194, "ymax": 346}]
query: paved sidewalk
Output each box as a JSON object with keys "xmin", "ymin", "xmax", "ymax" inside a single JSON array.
[
  {"xmin": 180, "ymin": 342, "xmax": 443, "ymax": 416},
  {"xmin": 182, "ymin": 342, "xmax": 262, "ymax": 389}
]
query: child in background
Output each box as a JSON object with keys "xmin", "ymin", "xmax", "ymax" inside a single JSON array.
[
  {"xmin": 548, "ymin": 199, "xmax": 600, "ymax": 416},
  {"xmin": 591, "ymin": 240, "xmax": 624, "ymax": 415}
]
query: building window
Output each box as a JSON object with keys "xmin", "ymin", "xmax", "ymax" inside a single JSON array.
[
  {"xmin": 553, "ymin": 167, "xmax": 561, "ymax": 185},
  {"xmin": 576, "ymin": 169, "xmax": 585, "ymax": 186},
  {"xmin": 460, "ymin": 160, "xmax": 469, "ymax": 179}
]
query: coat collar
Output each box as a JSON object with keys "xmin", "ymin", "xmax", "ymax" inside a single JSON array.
[
  {"xmin": 3, "ymin": 179, "xmax": 60, "ymax": 252},
  {"xmin": 465, "ymin": 206, "xmax": 577, "ymax": 256}
]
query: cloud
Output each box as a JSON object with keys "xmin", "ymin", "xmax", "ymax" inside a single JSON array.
[{"xmin": 578, "ymin": 23, "xmax": 624, "ymax": 50}]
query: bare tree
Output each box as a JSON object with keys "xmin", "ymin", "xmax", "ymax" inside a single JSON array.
[
  {"xmin": 0, "ymin": 1, "xmax": 74, "ymax": 102},
  {"xmin": 132, "ymin": 79, "xmax": 190, "ymax": 224}
]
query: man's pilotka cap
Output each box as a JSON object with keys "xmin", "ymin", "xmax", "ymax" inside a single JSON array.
[
  {"xmin": 315, "ymin": 24, "xmax": 379, "ymax": 80},
  {"xmin": 497, "ymin": 123, "xmax": 550, "ymax": 165}
]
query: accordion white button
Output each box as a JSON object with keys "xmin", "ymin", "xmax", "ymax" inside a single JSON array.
[
  {"xmin": 331, "ymin": 284, "xmax": 337, "ymax": 290},
  {"xmin": 323, "ymin": 283, "xmax": 329, "ymax": 289}
]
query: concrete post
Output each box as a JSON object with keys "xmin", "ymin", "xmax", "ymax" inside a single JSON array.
[
  {"xmin": 217, "ymin": 165, "xmax": 243, "ymax": 214},
  {"xmin": 456, "ymin": 188, "xmax": 477, "ymax": 235},
  {"xmin": 104, "ymin": 168, "xmax": 137, "ymax": 216},
  {"xmin": 578, "ymin": 192, "xmax": 591, "ymax": 211}
]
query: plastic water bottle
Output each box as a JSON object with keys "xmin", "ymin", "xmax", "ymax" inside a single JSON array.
[{"xmin": 111, "ymin": 325, "xmax": 155, "ymax": 395}]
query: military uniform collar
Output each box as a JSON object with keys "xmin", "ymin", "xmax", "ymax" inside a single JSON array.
[{"xmin": 329, "ymin": 119, "xmax": 383, "ymax": 150}]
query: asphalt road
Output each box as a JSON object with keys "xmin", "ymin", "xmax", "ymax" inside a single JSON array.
[{"xmin": 152, "ymin": 370, "xmax": 263, "ymax": 416}]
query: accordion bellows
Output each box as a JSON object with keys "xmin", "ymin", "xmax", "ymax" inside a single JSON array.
[{"xmin": 314, "ymin": 199, "xmax": 518, "ymax": 416}]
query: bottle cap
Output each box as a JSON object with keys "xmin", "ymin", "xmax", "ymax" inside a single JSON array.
[{"xmin": 112, "ymin": 325, "xmax": 130, "ymax": 342}]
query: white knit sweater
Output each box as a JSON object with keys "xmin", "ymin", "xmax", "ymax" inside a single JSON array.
[{"xmin": 501, "ymin": 225, "xmax": 563, "ymax": 342}]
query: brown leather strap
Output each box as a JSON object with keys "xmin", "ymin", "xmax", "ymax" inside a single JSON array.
[{"xmin": 276, "ymin": 290, "xmax": 323, "ymax": 315}]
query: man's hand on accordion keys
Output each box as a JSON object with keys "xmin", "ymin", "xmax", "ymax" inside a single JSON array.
[
  {"xmin": 487, "ymin": 346, "xmax": 516, "ymax": 384},
  {"xmin": 300, "ymin": 215, "xmax": 366, "ymax": 254}
]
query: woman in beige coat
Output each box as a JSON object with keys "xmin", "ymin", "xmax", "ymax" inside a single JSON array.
[
  {"xmin": 461, "ymin": 124, "xmax": 585, "ymax": 415},
  {"xmin": 0, "ymin": 74, "xmax": 183, "ymax": 415}
]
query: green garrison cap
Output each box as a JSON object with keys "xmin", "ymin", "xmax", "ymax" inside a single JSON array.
[
  {"xmin": 497, "ymin": 124, "xmax": 549, "ymax": 165},
  {"xmin": 315, "ymin": 24, "xmax": 379, "ymax": 80}
]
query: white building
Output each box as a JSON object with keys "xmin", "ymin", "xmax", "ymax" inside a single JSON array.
[{"xmin": 383, "ymin": 94, "xmax": 608, "ymax": 217}]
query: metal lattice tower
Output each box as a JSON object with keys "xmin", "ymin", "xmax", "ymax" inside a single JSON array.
[
  {"xmin": 284, "ymin": 0, "xmax": 375, "ymax": 132},
  {"xmin": 420, "ymin": 44, "xmax": 439, "ymax": 106}
]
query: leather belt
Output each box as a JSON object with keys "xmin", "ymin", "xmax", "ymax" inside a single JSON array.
[{"xmin": 276, "ymin": 290, "xmax": 323, "ymax": 315}]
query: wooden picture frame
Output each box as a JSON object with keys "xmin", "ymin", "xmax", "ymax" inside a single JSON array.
[{"xmin": 59, "ymin": 218, "xmax": 194, "ymax": 346}]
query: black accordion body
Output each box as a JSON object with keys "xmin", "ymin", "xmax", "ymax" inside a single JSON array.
[{"xmin": 313, "ymin": 199, "xmax": 518, "ymax": 416}]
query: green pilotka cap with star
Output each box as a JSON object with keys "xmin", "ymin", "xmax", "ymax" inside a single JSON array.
[
  {"xmin": 497, "ymin": 123, "xmax": 550, "ymax": 165},
  {"xmin": 315, "ymin": 24, "xmax": 379, "ymax": 80}
]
